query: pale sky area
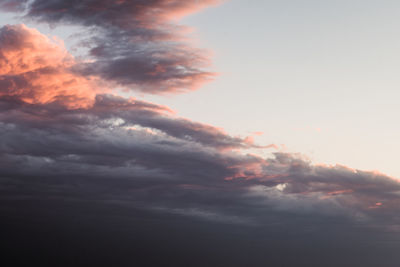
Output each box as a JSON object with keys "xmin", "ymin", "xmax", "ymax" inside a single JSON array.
[{"xmin": 1, "ymin": 0, "xmax": 399, "ymax": 177}]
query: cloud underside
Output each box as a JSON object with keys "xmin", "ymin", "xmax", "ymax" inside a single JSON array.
[{"xmin": 1, "ymin": 1, "xmax": 400, "ymax": 266}]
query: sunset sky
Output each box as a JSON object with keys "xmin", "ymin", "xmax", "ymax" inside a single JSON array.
[{"xmin": 1, "ymin": 1, "xmax": 400, "ymax": 266}]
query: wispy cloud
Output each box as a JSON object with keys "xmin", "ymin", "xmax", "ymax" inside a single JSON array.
[{"xmin": 1, "ymin": 0, "xmax": 220, "ymax": 94}]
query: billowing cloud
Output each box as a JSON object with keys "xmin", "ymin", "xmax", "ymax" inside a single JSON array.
[{"xmin": 0, "ymin": 24, "xmax": 98, "ymax": 108}]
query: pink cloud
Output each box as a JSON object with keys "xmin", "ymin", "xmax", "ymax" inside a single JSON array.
[{"xmin": 0, "ymin": 24, "xmax": 100, "ymax": 109}]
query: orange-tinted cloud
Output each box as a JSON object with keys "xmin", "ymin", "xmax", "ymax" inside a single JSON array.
[{"xmin": 0, "ymin": 24, "xmax": 99, "ymax": 109}]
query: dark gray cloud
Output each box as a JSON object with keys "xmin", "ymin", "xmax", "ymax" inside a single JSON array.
[
  {"xmin": 0, "ymin": 0, "xmax": 29, "ymax": 11},
  {"xmin": 2, "ymin": 91, "xmax": 400, "ymax": 265},
  {"xmin": 2, "ymin": 91, "xmax": 400, "ymax": 229}
]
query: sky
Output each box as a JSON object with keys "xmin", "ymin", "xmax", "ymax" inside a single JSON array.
[
  {"xmin": 152, "ymin": 0, "xmax": 400, "ymax": 178},
  {"xmin": 1, "ymin": 1, "xmax": 400, "ymax": 266}
]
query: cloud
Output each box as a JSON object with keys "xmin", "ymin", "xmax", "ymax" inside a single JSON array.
[
  {"xmin": 2, "ymin": 85, "xmax": 400, "ymax": 230},
  {"xmin": 0, "ymin": 0, "xmax": 29, "ymax": 11},
  {"xmin": 0, "ymin": 0, "xmax": 220, "ymax": 94},
  {"xmin": 0, "ymin": 24, "xmax": 99, "ymax": 108}
]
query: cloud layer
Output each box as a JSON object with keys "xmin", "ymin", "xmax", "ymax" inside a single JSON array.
[{"xmin": 1, "ymin": 24, "xmax": 400, "ymax": 230}]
